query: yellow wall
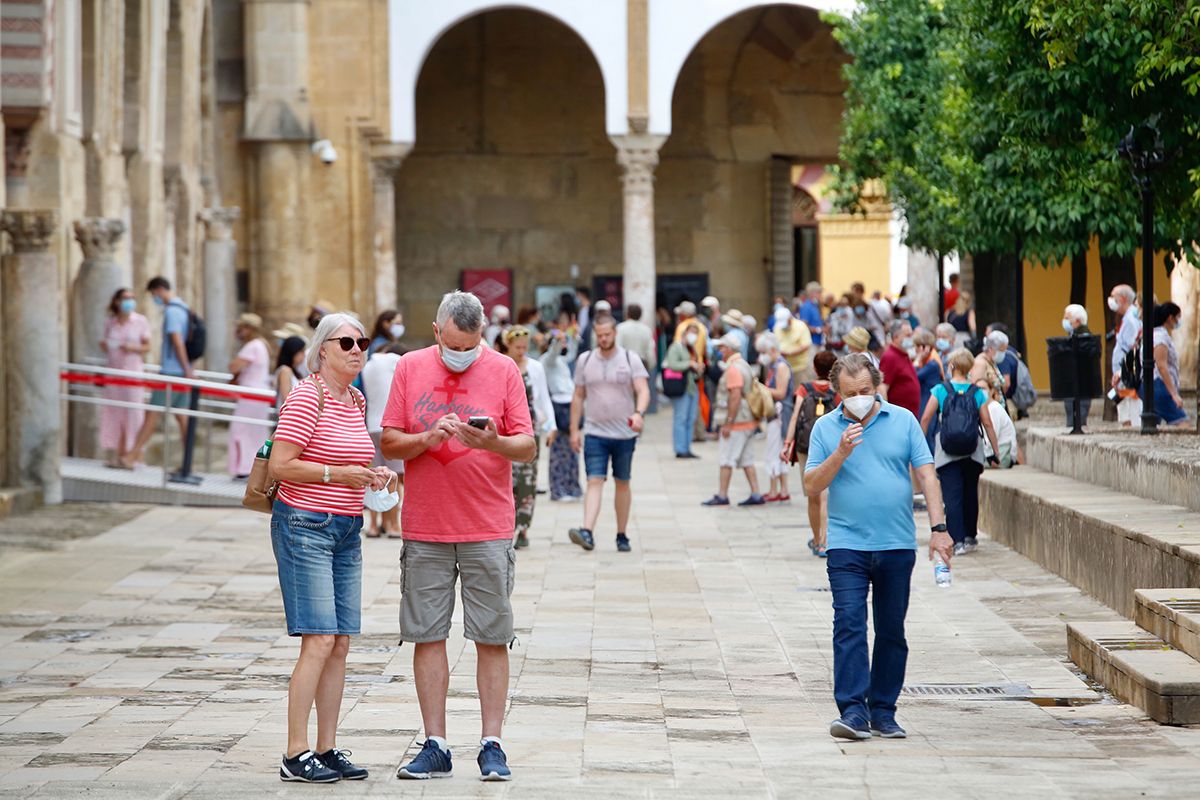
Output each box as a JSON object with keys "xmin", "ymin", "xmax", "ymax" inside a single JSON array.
[
  {"xmin": 1022, "ymin": 239, "xmax": 1171, "ymax": 390},
  {"xmin": 816, "ymin": 212, "xmax": 892, "ymax": 298}
]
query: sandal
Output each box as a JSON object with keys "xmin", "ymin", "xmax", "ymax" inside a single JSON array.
[{"xmin": 364, "ymin": 528, "xmax": 382, "ymax": 538}]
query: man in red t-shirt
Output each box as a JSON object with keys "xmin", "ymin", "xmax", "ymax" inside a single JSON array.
[
  {"xmin": 943, "ymin": 273, "xmax": 960, "ymax": 317},
  {"xmin": 878, "ymin": 320, "xmax": 921, "ymax": 418},
  {"xmin": 381, "ymin": 291, "xmax": 534, "ymax": 782}
]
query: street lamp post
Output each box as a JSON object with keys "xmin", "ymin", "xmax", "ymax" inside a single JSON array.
[{"xmin": 1118, "ymin": 123, "xmax": 1166, "ymax": 435}]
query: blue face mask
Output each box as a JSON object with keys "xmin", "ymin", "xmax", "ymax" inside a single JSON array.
[
  {"xmin": 119, "ymin": 298, "xmax": 136, "ymax": 314},
  {"xmin": 152, "ymin": 294, "xmax": 165, "ymax": 307},
  {"xmin": 901, "ymin": 337, "xmax": 914, "ymax": 350},
  {"xmin": 935, "ymin": 338, "xmax": 951, "ymax": 352}
]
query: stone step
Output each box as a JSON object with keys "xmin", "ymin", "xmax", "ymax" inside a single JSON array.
[
  {"xmin": 979, "ymin": 466, "xmax": 1200, "ymax": 618},
  {"xmin": 1067, "ymin": 619, "xmax": 1200, "ymax": 725},
  {"xmin": 1136, "ymin": 589, "xmax": 1200, "ymax": 664},
  {"xmin": 1023, "ymin": 427, "xmax": 1200, "ymax": 513}
]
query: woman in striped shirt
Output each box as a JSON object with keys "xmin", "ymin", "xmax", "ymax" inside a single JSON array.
[{"xmin": 267, "ymin": 312, "xmax": 395, "ymax": 783}]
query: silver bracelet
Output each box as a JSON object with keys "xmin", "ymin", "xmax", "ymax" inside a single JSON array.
[{"xmin": 322, "ymin": 465, "xmax": 331, "ymax": 484}]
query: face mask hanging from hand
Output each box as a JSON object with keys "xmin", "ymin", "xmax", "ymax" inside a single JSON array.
[{"xmin": 363, "ymin": 486, "xmax": 400, "ymax": 513}]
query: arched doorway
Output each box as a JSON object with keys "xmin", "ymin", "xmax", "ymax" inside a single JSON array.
[
  {"xmin": 394, "ymin": 8, "xmax": 615, "ymax": 333},
  {"xmin": 656, "ymin": 5, "xmax": 847, "ymax": 316}
]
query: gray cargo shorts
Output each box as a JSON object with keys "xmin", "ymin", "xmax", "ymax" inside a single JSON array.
[{"xmin": 399, "ymin": 538, "xmax": 516, "ymax": 646}]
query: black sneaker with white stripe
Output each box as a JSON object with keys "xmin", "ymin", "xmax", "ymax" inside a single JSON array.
[
  {"xmin": 280, "ymin": 750, "xmax": 340, "ymax": 783},
  {"xmin": 317, "ymin": 748, "xmax": 368, "ymax": 780}
]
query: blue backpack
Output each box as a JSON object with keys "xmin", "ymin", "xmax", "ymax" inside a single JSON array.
[{"xmin": 939, "ymin": 381, "xmax": 980, "ymax": 456}]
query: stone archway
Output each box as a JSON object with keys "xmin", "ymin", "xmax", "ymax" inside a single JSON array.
[
  {"xmin": 654, "ymin": 4, "xmax": 847, "ymax": 318},
  {"xmin": 394, "ymin": 8, "xmax": 616, "ymax": 334}
]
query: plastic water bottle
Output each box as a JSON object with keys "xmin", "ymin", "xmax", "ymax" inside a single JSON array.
[{"xmin": 933, "ymin": 553, "xmax": 952, "ymax": 588}]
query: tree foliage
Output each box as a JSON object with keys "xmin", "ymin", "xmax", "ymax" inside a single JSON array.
[{"xmin": 828, "ymin": 0, "xmax": 1200, "ymax": 265}]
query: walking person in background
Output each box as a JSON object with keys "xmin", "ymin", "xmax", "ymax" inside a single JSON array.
[
  {"xmin": 228, "ymin": 313, "xmax": 273, "ymax": 479},
  {"xmin": 803, "ymin": 353, "xmax": 951, "ymax": 741},
  {"xmin": 382, "ymin": 291, "xmax": 534, "ymax": 782},
  {"xmin": 1109, "ymin": 284, "xmax": 1144, "ymax": 427},
  {"xmin": 542, "ymin": 317, "xmax": 582, "ymax": 501},
  {"xmin": 663, "ymin": 318, "xmax": 704, "ymax": 459},
  {"xmin": 757, "ymin": 333, "xmax": 794, "ymax": 503},
  {"xmin": 368, "ymin": 309, "xmax": 405, "ymax": 356},
  {"xmin": 701, "ymin": 333, "xmax": 765, "ymax": 508},
  {"xmin": 912, "ymin": 329, "xmax": 945, "ymax": 456},
  {"xmin": 274, "ymin": 336, "xmax": 308, "ymax": 408},
  {"xmin": 979, "ymin": 378, "xmax": 1021, "ymax": 468},
  {"xmin": 798, "ymin": 281, "xmax": 825, "ymax": 347},
  {"xmin": 99, "ymin": 288, "xmax": 151, "ymax": 468},
  {"xmin": 1061, "ymin": 304, "xmax": 1093, "ymax": 429},
  {"xmin": 943, "ymin": 273, "xmax": 961, "ymax": 316},
  {"xmin": 776, "ymin": 307, "xmax": 814, "ymax": 381},
  {"xmin": 501, "ymin": 326, "xmax": 555, "ymax": 549},
  {"xmin": 617, "ymin": 304, "xmax": 658, "ymax": 412},
  {"xmin": 122, "ymin": 277, "xmax": 193, "ymax": 468},
  {"xmin": 946, "ymin": 291, "xmax": 976, "ymax": 348},
  {"xmin": 878, "ymin": 321, "xmax": 920, "ymax": 418},
  {"xmin": 1152, "ymin": 302, "xmax": 1190, "ymax": 428},
  {"xmin": 361, "ymin": 341, "xmax": 406, "ymax": 538},
  {"xmin": 267, "ymin": 312, "xmax": 392, "ymax": 784},
  {"xmin": 567, "ymin": 315, "xmax": 650, "ymax": 553},
  {"xmin": 784, "ymin": 351, "xmax": 840, "ymax": 557},
  {"xmin": 919, "ymin": 348, "xmax": 1002, "ymax": 556},
  {"xmin": 826, "ymin": 296, "xmax": 855, "ymax": 356}
]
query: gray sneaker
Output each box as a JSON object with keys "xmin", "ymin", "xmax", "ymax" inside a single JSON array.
[
  {"xmin": 953, "ymin": 541, "xmax": 967, "ymax": 557},
  {"xmin": 964, "ymin": 536, "xmax": 978, "ymax": 553}
]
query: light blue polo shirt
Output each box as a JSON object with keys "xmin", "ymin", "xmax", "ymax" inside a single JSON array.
[{"xmin": 805, "ymin": 397, "xmax": 933, "ymax": 552}]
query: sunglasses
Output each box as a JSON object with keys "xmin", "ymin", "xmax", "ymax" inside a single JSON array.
[{"xmin": 326, "ymin": 336, "xmax": 370, "ymax": 352}]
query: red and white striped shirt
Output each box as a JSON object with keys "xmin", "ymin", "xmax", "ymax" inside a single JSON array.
[{"xmin": 273, "ymin": 377, "xmax": 374, "ymax": 516}]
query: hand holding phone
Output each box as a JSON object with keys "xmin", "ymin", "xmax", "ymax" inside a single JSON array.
[{"xmin": 468, "ymin": 416, "xmax": 491, "ymax": 430}]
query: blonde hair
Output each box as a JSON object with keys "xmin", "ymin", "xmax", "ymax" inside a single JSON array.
[
  {"xmin": 953, "ymin": 291, "xmax": 972, "ymax": 315},
  {"xmin": 946, "ymin": 347, "xmax": 975, "ymax": 377}
]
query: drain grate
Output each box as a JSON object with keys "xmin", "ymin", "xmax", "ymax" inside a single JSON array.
[
  {"xmin": 1093, "ymin": 635, "xmax": 1170, "ymax": 652},
  {"xmin": 902, "ymin": 683, "xmax": 1032, "ymax": 698},
  {"xmin": 1162, "ymin": 600, "xmax": 1200, "ymax": 613}
]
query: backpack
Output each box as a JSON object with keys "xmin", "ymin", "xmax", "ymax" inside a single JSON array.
[
  {"xmin": 796, "ymin": 381, "xmax": 837, "ymax": 454},
  {"xmin": 170, "ymin": 299, "xmax": 207, "ymax": 362},
  {"xmin": 1120, "ymin": 334, "xmax": 1143, "ymax": 390},
  {"xmin": 939, "ymin": 380, "xmax": 981, "ymax": 456},
  {"xmin": 1012, "ymin": 356, "xmax": 1037, "ymax": 410}
]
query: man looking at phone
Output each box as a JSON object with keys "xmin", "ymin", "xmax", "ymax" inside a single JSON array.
[
  {"xmin": 567, "ymin": 314, "xmax": 650, "ymax": 553},
  {"xmin": 381, "ymin": 291, "xmax": 534, "ymax": 782},
  {"xmin": 803, "ymin": 353, "xmax": 951, "ymax": 742}
]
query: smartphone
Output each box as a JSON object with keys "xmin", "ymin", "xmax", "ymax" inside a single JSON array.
[{"xmin": 468, "ymin": 416, "xmax": 491, "ymax": 430}]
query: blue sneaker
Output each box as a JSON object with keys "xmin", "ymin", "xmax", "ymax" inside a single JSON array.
[
  {"xmin": 871, "ymin": 718, "xmax": 908, "ymax": 739},
  {"xmin": 477, "ymin": 741, "xmax": 511, "ymax": 782},
  {"xmin": 829, "ymin": 717, "xmax": 872, "ymax": 741},
  {"xmin": 738, "ymin": 494, "xmax": 766, "ymax": 507},
  {"xmin": 396, "ymin": 740, "xmax": 452, "ymax": 780},
  {"xmin": 568, "ymin": 528, "xmax": 595, "ymax": 551},
  {"xmin": 701, "ymin": 495, "xmax": 730, "ymax": 507}
]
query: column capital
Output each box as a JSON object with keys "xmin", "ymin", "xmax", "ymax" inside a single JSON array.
[
  {"xmin": 73, "ymin": 218, "xmax": 127, "ymax": 260},
  {"xmin": 611, "ymin": 134, "xmax": 666, "ymax": 190},
  {"xmin": 199, "ymin": 206, "xmax": 242, "ymax": 241},
  {"xmin": 370, "ymin": 141, "xmax": 412, "ymax": 188},
  {"xmin": 1, "ymin": 210, "xmax": 59, "ymax": 252}
]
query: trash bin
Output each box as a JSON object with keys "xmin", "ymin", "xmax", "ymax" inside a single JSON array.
[{"xmin": 1046, "ymin": 334, "xmax": 1102, "ymax": 432}]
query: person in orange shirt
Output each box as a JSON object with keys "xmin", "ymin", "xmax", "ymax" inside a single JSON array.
[{"xmin": 702, "ymin": 333, "xmax": 765, "ymax": 507}]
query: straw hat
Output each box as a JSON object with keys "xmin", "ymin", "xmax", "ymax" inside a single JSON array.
[
  {"xmin": 272, "ymin": 322, "xmax": 308, "ymax": 341},
  {"xmin": 845, "ymin": 326, "xmax": 870, "ymax": 352},
  {"xmin": 237, "ymin": 312, "xmax": 263, "ymax": 330},
  {"xmin": 674, "ymin": 300, "xmax": 697, "ymax": 317},
  {"xmin": 721, "ymin": 309, "xmax": 745, "ymax": 330}
]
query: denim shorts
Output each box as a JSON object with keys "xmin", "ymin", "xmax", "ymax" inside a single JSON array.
[
  {"xmin": 270, "ymin": 500, "xmax": 364, "ymax": 636},
  {"xmin": 584, "ymin": 434, "xmax": 636, "ymax": 481}
]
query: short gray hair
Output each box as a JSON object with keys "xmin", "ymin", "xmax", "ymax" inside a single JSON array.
[
  {"xmin": 1064, "ymin": 303, "xmax": 1088, "ymax": 326},
  {"xmin": 755, "ymin": 332, "xmax": 779, "ymax": 354},
  {"xmin": 1114, "ymin": 284, "xmax": 1137, "ymax": 303},
  {"xmin": 984, "ymin": 330, "xmax": 1009, "ymax": 352},
  {"xmin": 436, "ymin": 291, "xmax": 485, "ymax": 333},
  {"xmin": 934, "ymin": 322, "xmax": 956, "ymax": 340},
  {"xmin": 888, "ymin": 319, "xmax": 909, "ymax": 339},
  {"xmin": 307, "ymin": 312, "xmax": 367, "ymax": 374},
  {"xmin": 829, "ymin": 353, "xmax": 882, "ymax": 393}
]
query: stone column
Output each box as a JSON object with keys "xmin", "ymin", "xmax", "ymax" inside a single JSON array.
[
  {"xmin": 612, "ymin": 135, "xmax": 666, "ymax": 317},
  {"xmin": 71, "ymin": 218, "xmax": 127, "ymax": 459},
  {"xmin": 199, "ymin": 206, "xmax": 241, "ymax": 371},
  {"xmin": 370, "ymin": 146, "xmax": 409, "ymax": 313},
  {"xmin": 906, "ymin": 247, "xmax": 940, "ymax": 331},
  {"xmin": 1, "ymin": 210, "xmax": 63, "ymax": 503}
]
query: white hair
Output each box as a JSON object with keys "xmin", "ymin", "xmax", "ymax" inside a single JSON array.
[
  {"xmin": 755, "ymin": 332, "xmax": 779, "ymax": 354},
  {"xmin": 1064, "ymin": 303, "xmax": 1088, "ymax": 326},
  {"xmin": 437, "ymin": 291, "xmax": 486, "ymax": 333},
  {"xmin": 984, "ymin": 331, "xmax": 1009, "ymax": 352},
  {"xmin": 1114, "ymin": 285, "xmax": 1137, "ymax": 303},
  {"xmin": 307, "ymin": 312, "xmax": 367, "ymax": 374}
]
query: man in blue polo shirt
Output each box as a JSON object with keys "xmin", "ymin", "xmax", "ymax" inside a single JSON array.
[
  {"xmin": 798, "ymin": 281, "xmax": 825, "ymax": 346},
  {"xmin": 804, "ymin": 353, "xmax": 952, "ymax": 741}
]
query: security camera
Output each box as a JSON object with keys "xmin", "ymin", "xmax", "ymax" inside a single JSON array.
[{"xmin": 311, "ymin": 139, "xmax": 337, "ymax": 166}]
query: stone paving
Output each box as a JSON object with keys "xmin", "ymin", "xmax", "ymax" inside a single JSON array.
[{"xmin": 3, "ymin": 420, "xmax": 1200, "ymax": 798}]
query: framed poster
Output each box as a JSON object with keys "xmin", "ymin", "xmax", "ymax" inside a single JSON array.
[
  {"xmin": 536, "ymin": 284, "xmax": 575, "ymax": 323},
  {"xmin": 460, "ymin": 269, "xmax": 513, "ymax": 319},
  {"xmin": 591, "ymin": 274, "xmax": 624, "ymax": 320},
  {"xmin": 657, "ymin": 273, "xmax": 709, "ymax": 315}
]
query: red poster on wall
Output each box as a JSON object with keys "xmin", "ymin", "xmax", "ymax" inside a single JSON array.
[{"xmin": 460, "ymin": 269, "xmax": 513, "ymax": 318}]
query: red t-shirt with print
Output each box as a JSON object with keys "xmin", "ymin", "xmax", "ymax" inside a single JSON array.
[{"xmin": 381, "ymin": 345, "xmax": 533, "ymax": 543}]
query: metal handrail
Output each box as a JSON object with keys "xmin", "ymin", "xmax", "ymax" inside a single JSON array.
[
  {"xmin": 61, "ymin": 362, "xmax": 275, "ymax": 400},
  {"xmin": 60, "ymin": 393, "xmax": 274, "ymax": 427},
  {"xmin": 81, "ymin": 355, "xmax": 235, "ymax": 383}
]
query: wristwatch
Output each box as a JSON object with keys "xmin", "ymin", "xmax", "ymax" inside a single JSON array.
[
  {"xmin": 322, "ymin": 465, "xmax": 331, "ymax": 484},
  {"xmin": 930, "ymin": 523, "xmax": 948, "ymax": 533}
]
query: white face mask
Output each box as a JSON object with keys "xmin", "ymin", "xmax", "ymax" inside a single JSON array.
[
  {"xmin": 390, "ymin": 323, "xmax": 406, "ymax": 339},
  {"xmin": 1107, "ymin": 296, "xmax": 1120, "ymax": 312},
  {"xmin": 440, "ymin": 343, "xmax": 480, "ymax": 373},
  {"xmin": 685, "ymin": 333, "xmax": 698, "ymax": 346},
  {"xmin": 842, "ymin": 394, "xmax": 875, "ymax": 420},
  {"xmin": 363, "ymin": 486, "xmax": 399, "ymax": 513}
]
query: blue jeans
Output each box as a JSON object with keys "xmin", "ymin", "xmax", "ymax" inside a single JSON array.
[
  {"xmin": 827, "ymin": 548, "xmax": 916, "ymax": 725},
  {"xmin": 1154, "ymin": 377, "xmax": 1188, "ymax": 424},
  {"xmin": 671, "ymin": 391, "xmax": 698, "ymax": 455},
  {"xmin": 583, "ymin": 435, "xmax": 636, "ymax": 481},
  {"xmin": 937, "ymin": 459, "xmax": 982, "ymax": 545},
  {"xmin": 270, "ymin": 500, "xmax": 363, "ymax": 636}
]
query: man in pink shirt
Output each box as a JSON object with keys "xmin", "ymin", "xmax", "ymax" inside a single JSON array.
[{"xmin": 381, "ymin": 291, "xmax": 534, "ymax": 782}]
